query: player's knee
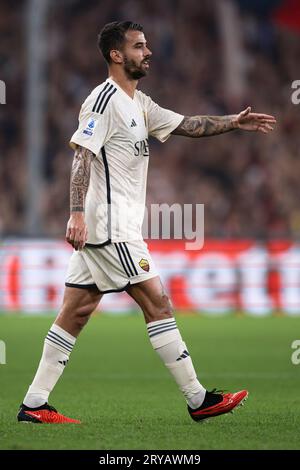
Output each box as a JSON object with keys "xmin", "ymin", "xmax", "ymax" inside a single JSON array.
[
  {"xmin": 74, "ymin": 312, "xmax": 91, "ymax": 331},
  {"xmin": 147, "ymin": 293, "xmax": 173, "ymax": 323},
  {"xmin": 74, "ymin": 302, "xmax": 97, "ymax": 327},
  {"xmin": 58, "ymin": 301, "xmax": 96, "ymax": 331}
]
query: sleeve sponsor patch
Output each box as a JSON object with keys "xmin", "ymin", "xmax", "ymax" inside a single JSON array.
[{"xmin": 83, "ymin": 118, "xmax": 98, "ymax": 137}]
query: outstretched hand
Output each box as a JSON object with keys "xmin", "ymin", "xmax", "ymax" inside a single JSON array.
[{"xmin": 234, "ymin": 107, "xmax": 276, "ymax": 134}]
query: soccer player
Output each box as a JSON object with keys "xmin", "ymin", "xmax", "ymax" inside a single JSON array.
[{"xmin": 17, "ymin": 21, "xmax": 276, "ymax": 424}]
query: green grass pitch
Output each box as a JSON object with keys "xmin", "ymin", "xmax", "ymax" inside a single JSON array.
[{"xmin": 0, "ymin": 313, "xmax": 299, "ymax": 450}]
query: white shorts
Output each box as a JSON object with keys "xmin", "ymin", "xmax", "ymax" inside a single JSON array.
[{"xmin": 65, "ymin": 239, "xmax": 158, "ymax": 293}]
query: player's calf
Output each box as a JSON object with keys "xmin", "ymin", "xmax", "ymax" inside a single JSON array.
[{"xmin": 147, "ymin": 317, "xmax": 206, "ymax": 408}]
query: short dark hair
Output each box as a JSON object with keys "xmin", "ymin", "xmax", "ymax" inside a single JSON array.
[{"xmin": 97, "ymin": 21, "xmax": 143, "ymax": 64}]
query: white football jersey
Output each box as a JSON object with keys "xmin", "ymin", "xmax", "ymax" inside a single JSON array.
[{"xmin": 70, "ymin": 77, "xmax": 183, "ymax": 245}]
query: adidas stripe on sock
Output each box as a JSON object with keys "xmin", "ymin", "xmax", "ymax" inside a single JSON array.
[
  {"xmin": 23, "ymin": 324, "xmax": 76, "ymax": 408},
  {"xmin": 147, "ymin": 318, "xmax": 206, "ymax": 408}
]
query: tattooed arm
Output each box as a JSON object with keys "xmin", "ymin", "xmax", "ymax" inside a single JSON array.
[
  {"xmin": 172, "ymin": 115, "xmax": 237, "ymax": 137},
  {"xmin": 172, "ymin": 107, "xmax": 276, "ymax": 138},
  {"xmin": 70, "ymin": 145, "xmax": 94, "ymax": 212},
  {"xmin": 66, "ymin": 145, "xmax": 94, "ymax": 250}
]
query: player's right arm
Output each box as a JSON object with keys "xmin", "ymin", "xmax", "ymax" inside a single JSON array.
[{"xmin": 66, "ymin": 145, "xmax": 95, "ymax": 251}]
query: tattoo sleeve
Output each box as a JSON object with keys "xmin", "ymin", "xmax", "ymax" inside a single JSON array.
[
  {"xmin": 172, "ymin": 115, "xmax": 238, "ymax": 138},
  {"xmin": 70, "ymin": 145, "xmax": 94, "ymax": 212}
]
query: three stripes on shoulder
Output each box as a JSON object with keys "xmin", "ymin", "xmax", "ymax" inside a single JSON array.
[{"xmin": 92, "ymin": 83, "xmax": 117, "ymax": 114}]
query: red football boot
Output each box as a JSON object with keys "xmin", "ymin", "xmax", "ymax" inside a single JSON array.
[
  {"xmin": 188, "ymin": 389, "xmax": 248, "ymax": 422},
  {"xmin": 17, "ymin": 403, "xmax": 81, "ymax": 424}
]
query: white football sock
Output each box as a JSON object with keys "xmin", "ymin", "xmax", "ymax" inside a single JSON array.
[
  {"xmin": 147, "ymin": 318, "xmax": 206, "ymax": 409},
  {"xmin": 23, "ymin": 324, "xmax": 76, "ymax": 408}
]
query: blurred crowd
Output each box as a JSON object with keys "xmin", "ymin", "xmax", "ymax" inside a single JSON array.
[{"xmin": 1, "ymin": 0, "xmax": 300, "ymax": 239}]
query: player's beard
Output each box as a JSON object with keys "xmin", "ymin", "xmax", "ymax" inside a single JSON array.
[{"xmin": 123, "ymin": 56, "xmax": 148, "ymax": 80}]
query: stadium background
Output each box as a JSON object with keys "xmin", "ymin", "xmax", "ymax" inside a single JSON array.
[
  {"xmin": 1, "ymin": 0, "xmax": 300, "ymax": 451},
  {"xmin": 1, "ymin": 0, "xmax": 300, "ymax": 315}
]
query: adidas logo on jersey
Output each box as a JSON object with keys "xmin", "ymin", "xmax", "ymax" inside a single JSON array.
[{"xmin": 130, "ymin": 119, "xmax": 137, "ymax": 127}]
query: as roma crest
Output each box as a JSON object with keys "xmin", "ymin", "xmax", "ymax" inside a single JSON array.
[{"xmin": 139, "ymin": 258, "xmax": 150, "ymax": 272}]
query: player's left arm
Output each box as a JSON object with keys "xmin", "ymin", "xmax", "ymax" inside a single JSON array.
[{"xmin": 171, "ymin": 106, "xmax": 276, "ymax": 138}]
